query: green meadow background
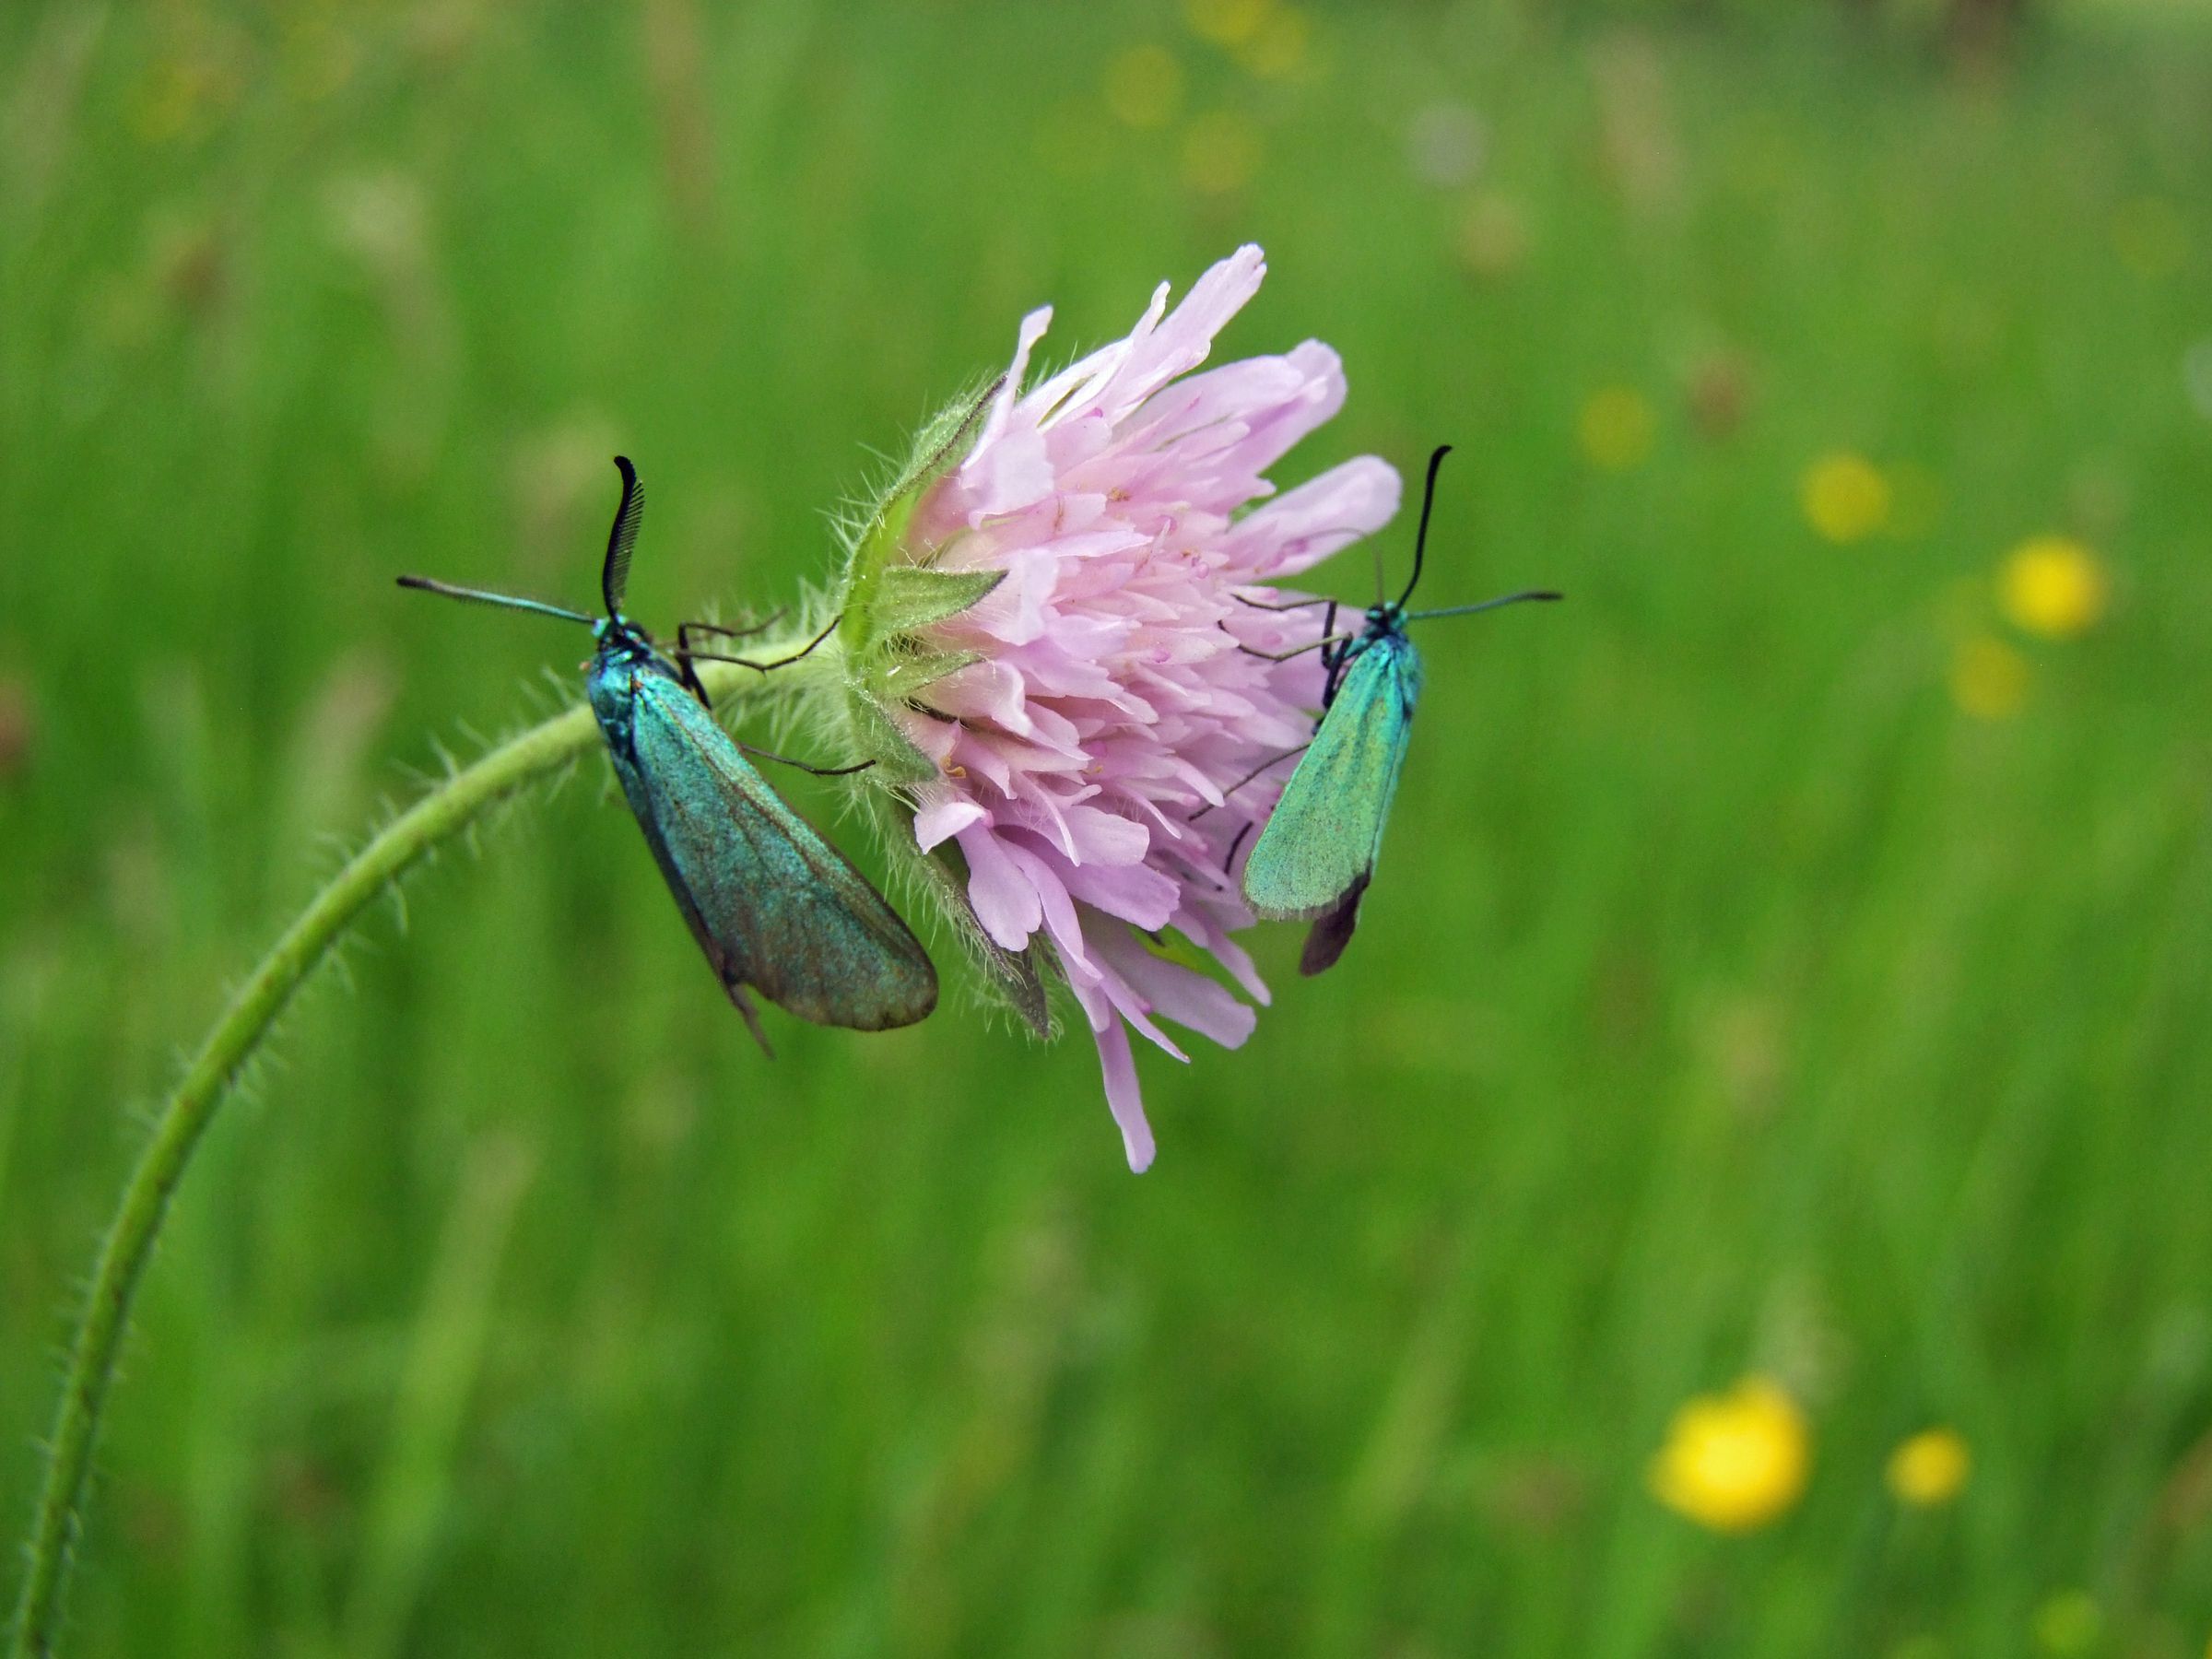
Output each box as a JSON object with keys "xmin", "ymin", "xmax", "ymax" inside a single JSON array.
[{"xmin": 6, "ymin": 1, "xmax": 2212, "ymax": 1653}]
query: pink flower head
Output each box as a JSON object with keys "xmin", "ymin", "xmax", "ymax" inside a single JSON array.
[{"xmin": 877, "ymin": 247, "xmax": 1400, "ymax": 1170}]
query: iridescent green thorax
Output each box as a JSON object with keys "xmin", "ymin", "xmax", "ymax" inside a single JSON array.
[
  {"xmin": 1330, "ymin": 603, "xmax": 1425, "ymax": 712},
  {"xmin": 584, "ymin": 617, "xmax": 662, "ymax": 744}
]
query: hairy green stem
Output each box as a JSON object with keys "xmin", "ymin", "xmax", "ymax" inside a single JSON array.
[{"xmin": 6, "ymin": 653, "xmax": 789, "ymax": 1659}]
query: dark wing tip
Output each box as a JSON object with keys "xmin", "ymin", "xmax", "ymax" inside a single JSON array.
[
  {"xmin": 869, "ymin": 935, "xmax": 942, "ymax": 1029},
  {"xmin": 1298, "ymin": 875, "xmax": 1371, "ymax": 976}
]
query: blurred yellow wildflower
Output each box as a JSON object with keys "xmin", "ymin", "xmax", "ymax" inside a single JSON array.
[
  {"xmin": 1886, "ymin": 1428, "xmax": 1971, "ymax": 1506},
  {"xmin": 1182, "ymin": 111, "xmax": 1263, "ymax": 195},
  {"xmin": 1578, "ymin": 386, "xmax": 1656, "ymax": 472},
  {"xmin": 1801, "ymin": 452, "xmax": 1890, "ymax": 544},
  {"xmin": 1104, "ymin": 46, "xmax": 1183, "ymax": 130},
  {"xmin": 2033, "ymin": 1591, "xmax": 2101, "ymax": 1655},
  {"xmin": 1998, "ymin": 535, "xmax": 2108, "ymax": 639},
  {"xmin": 1184, "ymin": 0, "xmax": 1273, "ymax": 47},
  {"xmin": 1950, "ymin": 636, "xmax": 2029, "ymax": 720},
  {"xmin": 1237, "ymin": 7, "xmax": 1310, "ymax": 79},
  {"xmin": 1649, "ymin": 1375, "xmax": 1810, "ymax": 1533}
]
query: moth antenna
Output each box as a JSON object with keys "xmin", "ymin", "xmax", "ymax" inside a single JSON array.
[
  {"xmin": 1404, "ymin": 589, "xmax": 1563, "ymax": 623},
  {"xmin": 1397, "ymin": 444, "xmax": 1451, "ymax": 611},
  {"xmin": 395, "ymin": 575, "xmax": 595, "ymax": 627},
  {"xmin": 603, "ymin": 455, "xmax": 644, "ymax": 618}
]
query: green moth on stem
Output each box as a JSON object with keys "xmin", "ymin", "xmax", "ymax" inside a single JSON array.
[
  {"xmin": 399, "ymin": 456, "xmax": 937, "ymax": 1046},
  {"xmin": 6, "ymin": 468, "xmax": 922, "ymax": 1659}
]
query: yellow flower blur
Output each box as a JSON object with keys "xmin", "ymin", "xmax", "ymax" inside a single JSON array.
[
  {"xmin": 1579, "ymin": 386, "xmax": 1656, "ymax": 472},
  {"xmin": 1238, "ymin": 7, "xmax": 1310, "ymax": 79},
  {"xmin": 2033, "ymin": 1591, "xmax": 2101, "ymax": 1655},
  {"xmin": 1801, "ymin": 452, "xmax": 1890, "ymax": 544},
  {"xmin": 1886, "ymin": 1427, "xmax": 1971, "ymax": 1506},
  {"xmin": 1950, "ymin": 636, "xmax": 2029, "ymax": 720},
  {"xmin": 1103, "ymin": 46, "xmax": 1183, "ymax": 130},
  {"xmin": 1999, "ymin": 535, "xmax": 2108, "ymax": 639},
  {"xmin": 1184, "ymin": 0, "xmax": 1273, "ymax": 47},
  {"xmin": 1649, "ymin": 1375, "xmax": 1811, "ymax": 1533}
]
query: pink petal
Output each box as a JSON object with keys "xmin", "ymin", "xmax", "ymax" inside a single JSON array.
[
  {"xmin": 892, "ymin": 247, "xmax": 1411, "ymax": 1170},
  {"xmin": 974, "ymin": 304, "xmax": 1053, "ymax": 456},
  {"xmin": 1223, "ymin": 454, "xmax": 1404, "ymax": 578},
  {"xmin": 1002, "ymin": 839, "xmax": 1098, "ymax": 979},
  {"xmin": 1184, "ymin": 909, "xmax": 1271, "ymax": 1005},
  {"xmin": 1085, "ymin": 245, "xmax": 1267, "ymax": 427},
  {"xmin": 1057, "ymin": 856, "xmax": 1181, "ymax": 933},
  {"xmin": 957, "ymin": 824, "xmax": 1043, "ymax": 950},
  {"xmin": 1089, "ymin": 1018, "xmax": 1157, "ymax": 1173},
  {"xmin": 912, "ymin": 793, "xmax": 988, "ymax": 853},
  {"xmin": 1093, "ymin": 926, "xmax": 1260, "ymax": 1049},
  {"xmin": 963, "ymin": 422, "xmax": 1054, "ymax": 521}
]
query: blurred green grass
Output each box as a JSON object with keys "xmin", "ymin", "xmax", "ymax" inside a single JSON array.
[{"xmin": 5, "ymin": 1, "xmax": 2212, "ymax": 1653}]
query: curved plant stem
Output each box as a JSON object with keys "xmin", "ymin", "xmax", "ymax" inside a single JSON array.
[{"xmin": 6, "ymin": 653, "xmax": 791, "ymax": 1659}]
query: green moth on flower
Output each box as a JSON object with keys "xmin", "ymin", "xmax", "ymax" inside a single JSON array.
[{"xmin": 1240, "ymin": 446, "xmax": 1560, "ymax": 974}]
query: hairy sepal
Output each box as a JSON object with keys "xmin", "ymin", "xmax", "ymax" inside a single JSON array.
[{"xmin": 827, "ymin": 375, "xmax": 1056, "ymax": 1038}]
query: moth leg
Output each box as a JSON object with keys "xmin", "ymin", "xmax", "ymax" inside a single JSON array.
[
  {"xmin": 680, "ymin": 610, "xmax": 788, "ymax": 647},
  {"xmin": 1221, "ymin": 820, "xmax": 1254, "ymax": 874},
  {"xmin": 1188, "ymin": 743, "xmax": 1310, "ymax": 821},
  {"xmin": 747, "ymin": 613, "xmax": 841, "ymax": 671},
  {"xmin": 677, "ymin": 612, "xmax": 791, "ymax": 695},
  {"xmin": 675, "ymin": 645, "xmax": 712, "ymax": 704},
  {"xmin": 1230, "ymin": 629, "xmax": 1357, "ymax": 664},
  {"xmin": 1231, "ymin": 593, "xmax": 1339, "ymax": 612},
  {"xmin": 726, "ymin": 982, "xmax": 776, "ymax": 1056},
  {"xmin": 677, "ymin": 613, "xmax": 842, "ymax": 677},
  {"xmin": 1320, "ymin": 601, "xmax": 1350, "ymax": 706},
  {"xmin": 735, "ymin": 740, "xmax": 876, "ymax": 779}
]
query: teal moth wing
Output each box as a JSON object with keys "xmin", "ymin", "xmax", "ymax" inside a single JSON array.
[
  {"xmin": 1241, "ymin": 629, "xmax": 1422, "ymax": 924},
  {"xmin": 598, "ymin": 655, "xmax": 938, "ymax": 1037}
]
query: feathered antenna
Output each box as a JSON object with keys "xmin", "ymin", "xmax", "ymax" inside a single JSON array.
[{"xmin": 603, "ymin": 455, "xmax": 645, "ymax": 618}]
